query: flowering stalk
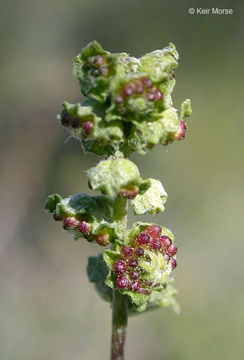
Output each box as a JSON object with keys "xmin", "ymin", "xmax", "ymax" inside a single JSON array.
[
  {"xmin": 44, "ymin": 41, "xmax": 192, "ymax": 360},
  {"xmin": 111, "ymin": 290, "xmax": 128, "ymax": 360},
  {"xmin": 111, "ymin": 197, "xmax": 128, "ymax": 360}
]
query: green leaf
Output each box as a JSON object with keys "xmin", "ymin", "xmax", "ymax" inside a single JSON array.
[
  {"xmin": 43, "ymin": 193, "xmax": 63, "ymax": 213},
  {"xmin": 131, "ymin": 178, "xmax": 167, "ymax": 215},
  {"xmin": 58, "ymin": 101, "xmax": 125, "ymax": 156},
  {"xmin": 126, "ymin": 107, "xmax": 179, "ymax": 154},
  {"xmin": 127, "ymin": 286, "xmax": 179, "ymax": 315},
  {"xmin": 122, "ymin": 291, "xmax": 148, "ymax": 312},
  {"xmin": 80, "ymin": 40, "xmax": 106, "ymax": 62},
  {"xmin": 87, "ymin": 254, "xmax": 112, "ymax": 302},
  {"xmin": 103, "ymin": 249, "xmax": 119, "ymax": 270},
  {"xmin": 87, "ymin": 155, "xmax": 150, "ymax": 199},
  {"xmin": 139, "ymin": 43, "xmax": 179, "ymax": 82},
  {"xmin": 44, "ymin": 192, "xmax": 121, "ymax": 243},
  {"xmin": 180, "ymin": 99, "xmax": 192, "ymax": 118},
  {"xmin": 56, "ymin": 193, "xmax": 111, "ymax": 220},
  {"xmin": 72, "ymin": 41, "xmax": 123, "ymax": 102},
  {"xmin": 148, "ymin": 286, "xmax": 180, "ymax": 314}
]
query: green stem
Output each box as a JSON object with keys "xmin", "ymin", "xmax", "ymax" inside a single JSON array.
[
  {"xmin": 113, "ymin": 197, "xmax": 127, "ymax": 235},
  {"xmin": 111, "ymin": 290, "xmax": 128, "ymax": 360},
  {"xmin": 111, "ymin": 197, "xmax": 128, "ymax": 360}
]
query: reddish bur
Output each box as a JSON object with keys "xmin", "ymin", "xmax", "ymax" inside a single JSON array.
[
  {"xmin": 83, "ymin": 121, "xmax": 93, "ymax": 135},
  {"xmin": 78, "ymin": 221, "xmax": 91, "ymax": 234},
  {"xmin": 146, "ymin": 225, "xmax": 162, "ymax": 238},
  {"xmin": 136, "ymin": 232, "xmax": 150, "ymax": 245},
  {"xmin": 128, "ymin": 258, "xmax": 138, "ymax": 267},
  {"xmin": 150, "ymin": 238, "xmax": 162, "ymax": 251},
  {"xmin": 114, "ymin": 260, "xmax": 127, "ymax": 274},
  {"xmin": 175, "ymin": 120, "xmax": 186, "ymax": 140},
  {"xmin": 171, "ymin": 258, "xmax": 177, "ymax": 270},
  {"xmin": 121, "ymin": 246, "xmax": 133, "ymax": 258},
  {"xmin": 116, "ymin": 275, "xmax": 129, "ymax": 289},
  {"xmin": 159, "ymin": 235, "xmax": 172, "ymax": 249},
  {"xmin": 135, "ymin": 247, "xmax": 144, "ymax": 256},
  {"xmin": 63, "ymin": 217, "xmax": 79, "ymax": 229},
  {"xmin": 167, "ymin": 244, "xmax": 178, "ymax": 256},
  {"xmin": 123, "ymin": 84, "xmax": 134, "ymax": 97},
  {"xmin": 130, "ymin": 280, "xmax": 141, "ymax": 292}
]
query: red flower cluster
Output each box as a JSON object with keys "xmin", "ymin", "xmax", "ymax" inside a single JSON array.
[
  {"xmin": 113, "ymin": 225, "xmax": 178, "ymax": 293},
  {"xmin": 61, "ymin": 111, "xmax": 94, "ymax": 135},
  {"xmin": 115, "ymin": 77, "xmax": 163, "ymax": 109}
]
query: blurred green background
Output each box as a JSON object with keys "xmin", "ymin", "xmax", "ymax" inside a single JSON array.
[{"xmin": 1, "ymin": 0, "xmax": 243, "ymax": 359}]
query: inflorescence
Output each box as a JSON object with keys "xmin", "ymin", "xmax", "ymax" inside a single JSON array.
[
  {"xmin": 44, "ymin": 41, "xmax": 191, "ymax": 314},
  {"xmin": 57, "ymin": 41, "xmax": 191, "ymax": 156},
  {"xmin": 110, "ymin": 225, "xmax": 177, "ymax": 295}
]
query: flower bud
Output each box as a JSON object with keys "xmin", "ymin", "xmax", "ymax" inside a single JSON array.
[
  {"xmin": 147, "ymin": 91, "xmax": 155, "ymax": 101},
  {"xmin": 171, "ymin": 258, "xmax": 177, "ymax": 269},
  {"xmin": 130, "ymin": 270, "xmax": 140, "ymax": 280},
  {"xmin": 118, "ymin": 185, "xmax": 139, "ymax": 199},
  {"xmin": 95, "ymin": 232, "xmax": 110, "ymax": 246},
  {"xmin": 159, "ymin": 235, "xmax": 172, "ymax": 249},
  {"xmin": 78, "ymin": 221, "xmax": 91, "ymax": 234},
  {"xmin": 154, "ymin": 88, "xmax": 162, "ymax": 101},
  {"xmin": 141, "ymin": 77, "xmax": 152, "ymax": 88},
  {"xmin": 122, "ymin": 84, "xmax": 134, "ymax": 97},
  {"xmin": 167, "ymin": 244, "xmax": 178, "ymax": 256},
  {"xmin": 150, "ymin": 238, "xmax": 162, "ymax": 251},
  {"xmin": 71, "ymin": 117, "xmax": 82, "ymax": 129},
  {"xmin": 128, "ymin": 258, "xmax": 138, "ymax": 267},
  {"xmin": 135, "ymin": 247, "xmax": 144, "ymax": 256},
  {"xmin": 130, "ymin": 280, "xmax": 141, "ymax": 292},
  {"xmin": 136, "ymin": 232, "xmax": 150, "ymax": 245},
  {"xmin": 82, "ymin": 121, "xmax": 93, "ymax": 135},
  {"xmin": 145, "ymin": 225, "xmax": 162, "ymax": 238},
  {"xmin": 93, "ymin": 55, "xmax": 105, "ymax": 65},
  {"xmin": 63, "ymin": 217, "xmax": 80, "ymax": 229},
  {"xmin": 174, "ymin": 120, "xmax": 186, "ymax": 140},
  {"xmin": 115, "ymin": 94, "xmax": 124, "ymax": 104},
  {"xmin": 133, "ymin": 81, "xmax": 144, "ymax": 94},
  {"xmin": 115, "ymin": 275, "xmax": 129, "ymax": 289},
  {"xmin": 113, "ymin": 260, "xmax": 127, "ymax": 274},
  {"xmin": 53, "ymin": 211, "xmax": 63, "ymax": 221},
  {"xmin": 61, "ymin": 111, "xmax": 70, "ymax": 127},
  {"xmin": 121, "ymin": 246, "xmax": 133, "ymax": 258}
]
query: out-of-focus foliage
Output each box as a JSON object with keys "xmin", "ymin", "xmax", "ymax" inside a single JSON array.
[{"xmin": 0, "ymin": 1, "xmax": 244, "ymax": 360}]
